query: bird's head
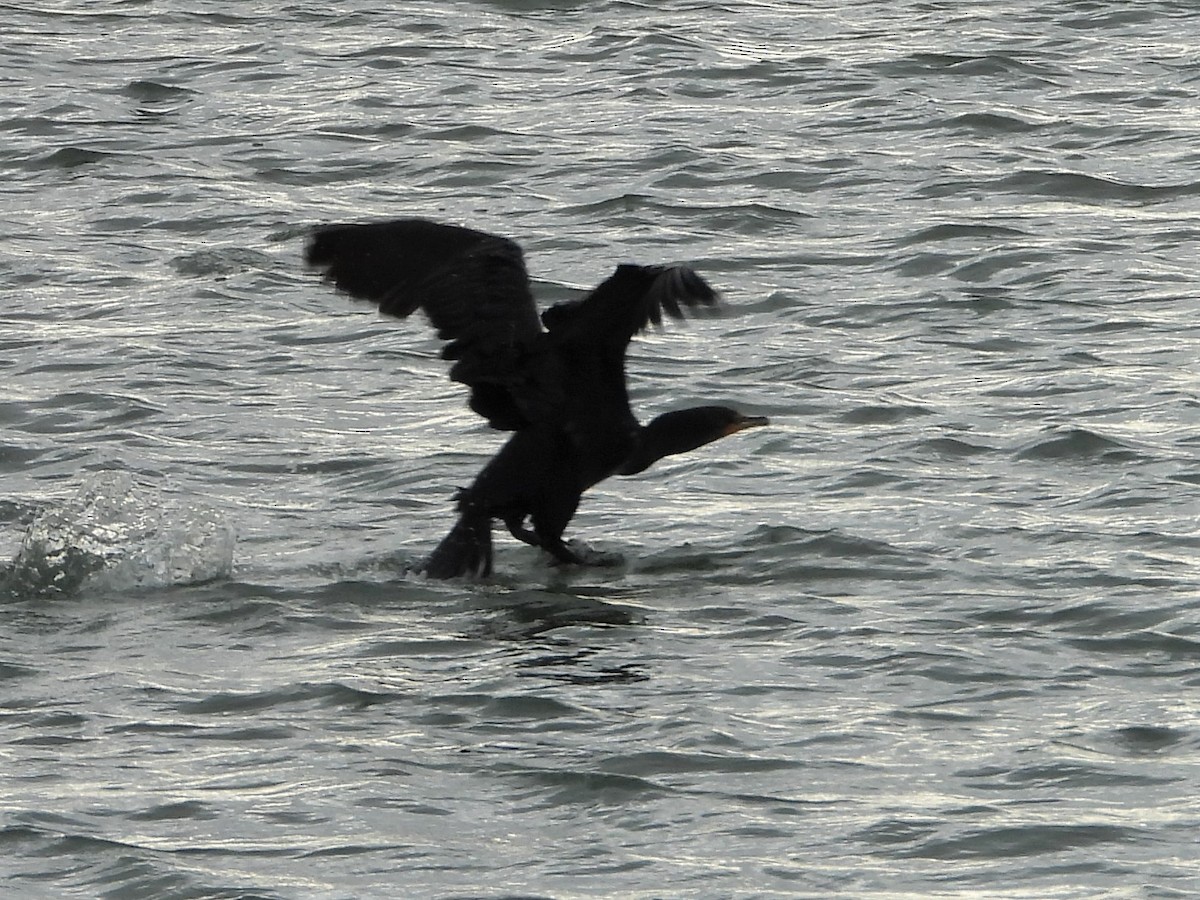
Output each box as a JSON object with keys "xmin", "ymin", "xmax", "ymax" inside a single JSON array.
[{"xmin": 619, "ymin": 405, "xmax": 769, "ymax": 475}]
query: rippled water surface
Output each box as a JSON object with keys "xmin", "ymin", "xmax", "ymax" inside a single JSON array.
[{"xmin": 3, "ymin": 1, "xmax": 1200, "ymax": 896}]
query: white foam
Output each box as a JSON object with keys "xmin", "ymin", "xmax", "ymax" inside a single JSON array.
[{"xmin": 8, "ymin": 472, "xmax": 235, "ymax": 597}]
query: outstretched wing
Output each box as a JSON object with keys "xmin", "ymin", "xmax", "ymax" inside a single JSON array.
[
  {"xmin": 540, "ymin": 263, "xmax": 720, "ymax": 350},
  {"xmin": 539, "ymin": 264, "xmax": 722, "ymax": 468},
  {"xmin": 305, "ymin": 219, "xmax": 558, "ymax": 429}
]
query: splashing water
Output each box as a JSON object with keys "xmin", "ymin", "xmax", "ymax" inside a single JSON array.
[{"xmin": 2, "ymin": 472, "xmax": 234, "ymax": 598}]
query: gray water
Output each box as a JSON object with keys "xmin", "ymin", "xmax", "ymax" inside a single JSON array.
[{"xmin": 3, "ymin": 1, "xmax": 1199, "ymax": 896}]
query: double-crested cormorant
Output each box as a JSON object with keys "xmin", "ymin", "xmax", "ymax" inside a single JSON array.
[{"xmin": 305, "ymin": 218, "xmax": 767, "ymax": 578}]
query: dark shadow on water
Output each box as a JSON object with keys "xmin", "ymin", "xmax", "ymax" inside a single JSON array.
[
  {"xmin": 466, "ymin": 586, "xmax": 646, "ymax": 639},
  {"xmin": 515, "ymin": 643, "xmax": 650, "ymax": 686}
]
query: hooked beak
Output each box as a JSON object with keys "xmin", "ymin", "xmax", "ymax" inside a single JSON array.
[{"xmin": 722, "ymin": 414, "xmax": 770, "ymax": 437}]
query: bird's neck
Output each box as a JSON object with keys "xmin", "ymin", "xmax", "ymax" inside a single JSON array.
[{"xmin": 618, "ymin": 409, "xmax": 726, "ymax": 476}]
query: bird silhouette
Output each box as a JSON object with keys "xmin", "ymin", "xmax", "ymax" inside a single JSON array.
[{"xmin": 306, "ymin": 218, "xmax": 767, "ymax": 578}]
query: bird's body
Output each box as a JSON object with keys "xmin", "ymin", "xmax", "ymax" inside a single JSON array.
[{"xmin": 306, "ymin": 218, "xmax": 766, "ymax": 578}]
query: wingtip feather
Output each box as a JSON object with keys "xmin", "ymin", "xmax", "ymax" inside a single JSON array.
[{"xmin": 646, "ymin": 265, "xmax": 721, "ymax": 323}]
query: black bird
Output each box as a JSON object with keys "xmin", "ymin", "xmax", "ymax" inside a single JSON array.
[{"xmin": 305, "ymin": 219, "xmax": 767, "ymax": 578}]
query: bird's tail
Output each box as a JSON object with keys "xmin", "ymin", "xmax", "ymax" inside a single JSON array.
[{"xmin": 419, "ymin": 499, "xmax": 492, "ymax": 579}]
